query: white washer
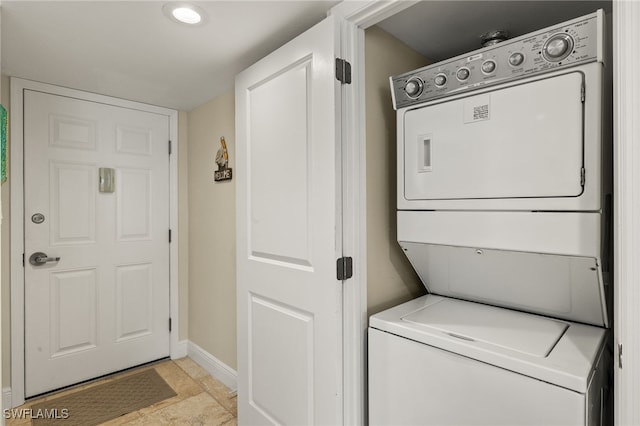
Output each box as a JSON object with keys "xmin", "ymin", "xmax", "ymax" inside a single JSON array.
[
  {"xmin": 371, "ymin": 10, "xmax": 611, "ymax": 426},
  {"xmin": 369, "ymin": 296, "xmax": 608, "ymax": 425}
]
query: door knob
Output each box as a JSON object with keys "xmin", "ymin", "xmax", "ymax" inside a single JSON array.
[{"xmin": 29, "ymin": 252, "xmax": 61, "ymax": 266}]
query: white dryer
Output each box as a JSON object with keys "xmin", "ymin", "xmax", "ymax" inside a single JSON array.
[{"xmin": 370, "ymin": 10, "xmax": 611, "ymax": 426}]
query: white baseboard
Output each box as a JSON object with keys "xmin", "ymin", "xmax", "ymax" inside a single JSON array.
[
  {"xmin": 187, "ymin": 341, "xmax": 237, "ymax": 392},
  {"xmin": 171, "ymin": 339, "xmax": 189, "ymax": 359},
  {"xmin": 3, "ymin": 387, "xmax": 12, "ymax": 410}
]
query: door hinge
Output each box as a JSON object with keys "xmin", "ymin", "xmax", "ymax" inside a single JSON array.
[
  {"xmin": 169, "ymin": 318, "xmax": 172, "ymax": 332},
  {"xmin": 580, "ymin": 83, "xmax": 585, "ymax": 103},
  {"xmin": 337, "ymin": 257, "xmax": 353, "ymax": 281},
  {"xmin": 168, "ymin": 140, "xmax": 172, "ymax": 155},
  {"xmin": 580, "ymin": 168, "xmax": 586, "ymax": 186},
  {"xmin": 169, "ymin": 229, "xmax": 172, "ymax": 243},
  {"xmin": 22, "ymin": 253, "xmax": 25, "ymax": 267},
  {"xmin": 335, "ymin": 58, "xmax": 352, "ymax": 85},
  {"xmin": 618, "ymin": 343, "xmax": 623, "ymax": 369}
]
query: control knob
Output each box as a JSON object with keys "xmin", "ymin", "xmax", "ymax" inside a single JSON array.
[
  {"xmin": 404, "ymin": 77, "xmax": 424, "ymax": 98},
  {"xmin": 434, "ymin": 73, "xmax": 447, "ymax": 87},
  {"xmin": 481, "ymin": 60, "xmax": 496, "ymax": 74},
  {"xmin": 508, "ymin": 52, "xmax": 525, "ymax": 67},
  {"xmin": 456, "ymin": 67, "xmax": 470, "ymax": 81},
  {"xmin": 542, "ymin": 33, "xmax": 574, "ymax": 62}
]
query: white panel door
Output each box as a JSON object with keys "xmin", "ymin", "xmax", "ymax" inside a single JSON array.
[
  {"xmin": 236, "ymin": 15, "xmax": 343, "ymax": 425},
  {"xmin": 24, "ymin": 90, "xmax": 170, "ymax": 397}
]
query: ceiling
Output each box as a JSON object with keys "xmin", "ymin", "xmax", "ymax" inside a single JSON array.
[
  {"xmin": 1, "ymin": 1, "xmax": 339, "ymax": 111},
  {"xmin": 1, "ymin": 1, "xmax": 611, "ymax": 112},
  {"xmin": 378, "ymin": 1, "xmax": 612, "ymax": 63}
]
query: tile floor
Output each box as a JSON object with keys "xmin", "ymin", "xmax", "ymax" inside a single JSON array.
[{"xmin": 6, "ymin": 357, "xmax": 237, "ymax": 425}]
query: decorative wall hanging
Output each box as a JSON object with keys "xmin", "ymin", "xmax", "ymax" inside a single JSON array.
[{"xmin": 214, "ymin": 136, "xmax": 232, "ymax": 182}]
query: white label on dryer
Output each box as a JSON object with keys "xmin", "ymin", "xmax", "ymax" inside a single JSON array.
[{"xmin": 464, "ymin": 94, "xmax": 491, "ymax": 123}]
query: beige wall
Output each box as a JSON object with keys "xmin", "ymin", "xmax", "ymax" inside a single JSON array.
[
  {"xmin": 365, "ymin": 26, "xmax": 430, "ymax": 316},
  {"xmin": 187, "ymin": 91, "xmax": 237, "ymax": 369}
]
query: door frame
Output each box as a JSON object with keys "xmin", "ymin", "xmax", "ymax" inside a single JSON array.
[
  {"xmin": 334, "ymin": 0, "xmax": 638, "ymax": 424},
  {"xmin": 611, "ymin": 1, "xmax": 640, "ymax": 424},
  {"xmin": 330, "ymin": 2, "xmax": 418, "ymax": 424},
  {"xmin": 9, "ymin": 78, "xmax": 181, "ymax": 407}
]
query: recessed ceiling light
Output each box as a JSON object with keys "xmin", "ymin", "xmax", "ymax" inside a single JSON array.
[
  {"xmin": 163, "ymin": 3, "xmax": 206, "ymax": 26},
  {"xmin": 172, "ymin": 7, "xmax": 201, "ymax": 24}
]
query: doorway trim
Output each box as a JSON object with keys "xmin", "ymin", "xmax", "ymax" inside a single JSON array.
[
  {"xmin": 612, "ymin": 1, "xmax": 640, "ymax": 424},
  {"xmin": 9, "ymin": 78, "xmax": 181, "ymax": 407},
  {"xmin": 330, "ymin": 2, "xmax": 420, "ymax": 424}
]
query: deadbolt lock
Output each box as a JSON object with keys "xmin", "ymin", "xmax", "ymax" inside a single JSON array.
[{"xmin": 31, "ymin": 213, "xmax": 45, "ymax": 224}]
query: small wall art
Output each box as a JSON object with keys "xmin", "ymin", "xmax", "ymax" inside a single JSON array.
[{"xmin": 214, "ymin": 136, "xmax": 232, "ymax": 182}]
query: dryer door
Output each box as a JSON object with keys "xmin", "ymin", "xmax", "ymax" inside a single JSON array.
[{"xmin": 403, "ymin": 71, "xmax": 584, "ymax": 201}]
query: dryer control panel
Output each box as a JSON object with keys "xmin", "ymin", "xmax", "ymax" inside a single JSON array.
[{"xmin": 390, "ymin": 10, "xmax": 603, "ymax": 110}]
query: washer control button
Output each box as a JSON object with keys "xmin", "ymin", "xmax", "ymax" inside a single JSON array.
[
  {"xmin": 404, "ymin": 77, "xmax": 424, "ymax": 98},
  {"xmin": 542, "ymin": 33, "xmax": 574, "ymax": 62},
  {"xmin": 508, "ymin": 52, "xmax": 525, "ymax": 67},
  {"xmin": 481, "ymin": 60, "xmax": 496, "ymax": 74},
  {"xmin": 434, "ymin": 73, "xmax": 447, "ymax": 87},
  {"xmin": 456, "ymin": 67, "xmax": 470, "ymax": 81}
]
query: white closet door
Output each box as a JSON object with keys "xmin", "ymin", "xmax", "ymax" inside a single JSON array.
[{"xmin": 235, "ymin": 15, "xmax": 343, "ymax": 425}]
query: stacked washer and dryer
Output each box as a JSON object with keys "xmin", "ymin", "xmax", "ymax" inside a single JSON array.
[{"xmin": 369, "ymin": 10, "xmax": 611, "ymax": 426}]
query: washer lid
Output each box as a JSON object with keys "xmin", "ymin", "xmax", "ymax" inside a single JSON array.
[
  {"xmin": 402, "ymin": 298, "xmax": 568, "ymax": 358},
  {"xmin": 370, "ymin": 294, "xmax": 607, "ymax": 392}
]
